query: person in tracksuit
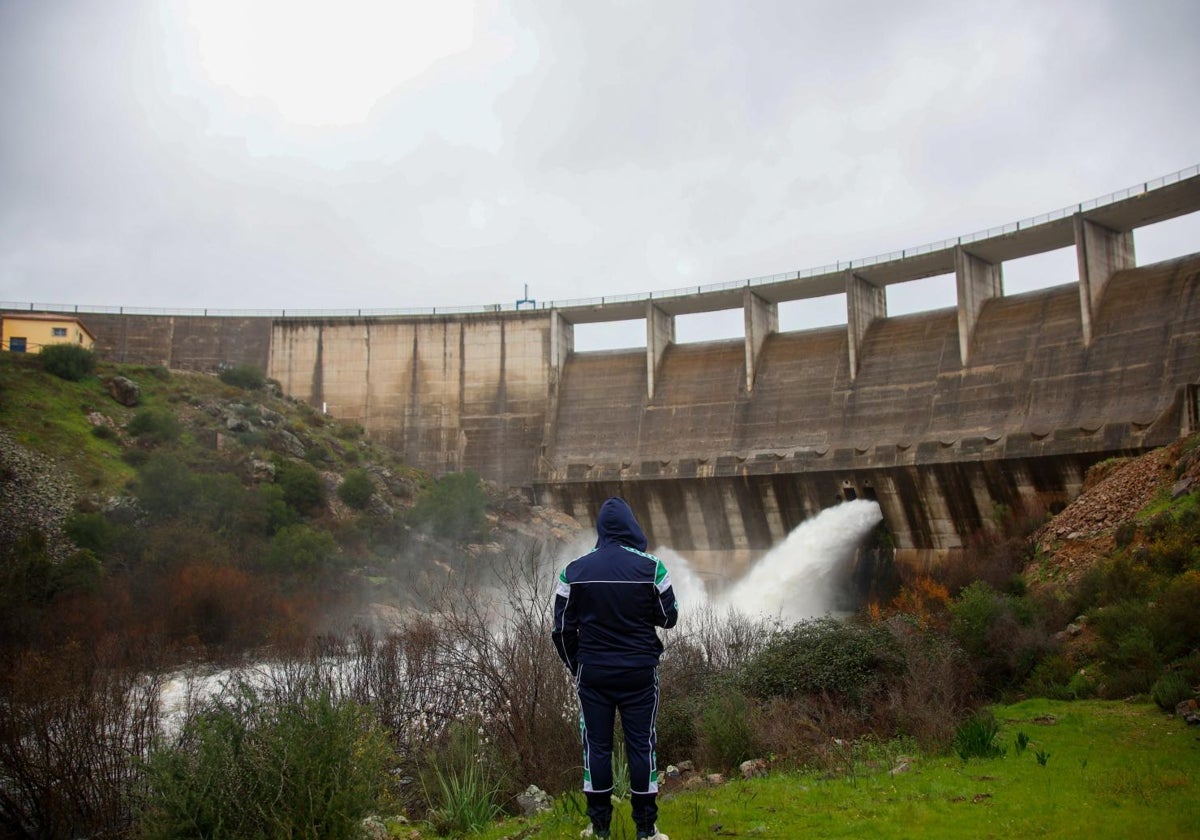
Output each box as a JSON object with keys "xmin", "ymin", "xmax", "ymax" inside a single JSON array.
[{"xmin": 552, "ymin": 497, "xmax": 679, "ymax": 840}]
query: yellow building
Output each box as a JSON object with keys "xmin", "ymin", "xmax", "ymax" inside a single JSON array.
[{"xmin": 1, "ymin": 313, "xmax": 96, "ymax": 353}]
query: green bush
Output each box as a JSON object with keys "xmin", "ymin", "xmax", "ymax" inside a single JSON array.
[
  {"xmin": 217, "ymin": 364, "xmax": 265, "ymax": 390},
  {"xmin": 275, "ymin": 459, "xmax": 325, "ymax": 514},
  {"xmin": 39, "ymin": 343, "xmax": 96, "ymax": 381},
  {"xmin": 738, "ymin": 617, "xmax": 900, "ymax": 704},
  {"xmin": 696, "ymin": 687, "xmax": 760, "ymax": 772},
  {"xmin": 190, "ymin": 472, "xmax": 250, "ymax": 534},
  {"xmin": 256, "ymin": 484, "xmax": 297, "ymax": 535},
  {"xmin": 126, "ymin": 408, "xmax": 182, "ymax": 445},
  {"xmin": 304, "ymin": 442, "xmax": 332, "ymax": 465},
  {"xmin": 949, "ymin": 581, "xmax": 1047, "ymax": 695},
  {"xmin": 91, "ymin": 424, "xmax": 118, "ymax": 441},
  {"xmin": 51, "ymin": 549, "xmax": 104, "ymax": 595},
  {"xmin": 1146, "ymin": 532, "xmax": 1195, "ymax": 576},
  {"xmin": 337, "ymin": 469, "xmax": 375, "ymax": 510},
  {"xmin": 65, "ymin": 512, "xmax": 117, "ymax": 555},
  {"xmin": 407, "ymin": 471, "xmax": 489, "ymax": 542},
  {"xmin": 135, "ymin": 454, "xmax": 198, "ymax": 518},
  {"xmin": 1150, "ymin": 671, "xmax": 1193, "ymax": 711},
  {"xmin": 1150, "ymin": 570, "xmax": 1200, "ymax": 660},
  {"xmin": 266, "ymin": 523, "xmax": 338, "ymax": 572},
  {"xmin": 1023, "ymin": 654, "xmax": 1077, "ymax": 700},
  {"xmin": 1066, "ymin": 669, "xmax": 1097, "ymax": 700},
  {"xmin": 139, "ymin": 687, "xmax": 391, "ymax": 839},
  {"xmin": 1100, "ymin": 626, "xmax": 1162, "ymax": 698},
  {"xmin": 1072, "ymin": 554, "xmax": 1156, "ymax": 615}
]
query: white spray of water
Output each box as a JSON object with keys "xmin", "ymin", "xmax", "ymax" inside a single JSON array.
[{"xmin": 657, "ymin": 499, "xmax": 883, "ymax": 624}]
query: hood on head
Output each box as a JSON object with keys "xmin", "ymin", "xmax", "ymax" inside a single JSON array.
[{"xmin": 596, "ymin": 497, "xmax": 647, "ymax": 551}]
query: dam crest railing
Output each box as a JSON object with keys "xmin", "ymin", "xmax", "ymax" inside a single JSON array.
[{"xmin": 3, "ymin": 164, "xmax": 1197, "ymax": 320}]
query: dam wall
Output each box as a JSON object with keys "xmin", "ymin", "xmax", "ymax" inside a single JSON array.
[
  {"xmin": 6, "ymin": 168, "xmax": 1200, "ymax": 566},
  {"xmin": 535, "ymin": 255, "xmax": 1200, "ymax": 571},
  {"xmin": 268, "ymin": 313, "xmax": 561, "ymax": 486},
  {"xmin": 81, "ymin": 312, "xmax": 272, "ymax": 372}
]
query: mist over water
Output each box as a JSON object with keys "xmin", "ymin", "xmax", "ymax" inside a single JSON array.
[{"xmin": 657, "ymin": 500, "xmax": 883, "ymax": 624}]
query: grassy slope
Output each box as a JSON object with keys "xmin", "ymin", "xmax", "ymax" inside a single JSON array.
[
  {"xmin": 0, "ymin": 353, "xmax": 135, "ymax": 494},
  {"xmin": 474, "ymin": 700, "xmax": 1198, "ymax": 840}
]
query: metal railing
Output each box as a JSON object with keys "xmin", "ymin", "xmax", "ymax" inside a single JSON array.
[{"xmin": 3, "ymin": 165, "xmax": 1196, "ymax": 320}]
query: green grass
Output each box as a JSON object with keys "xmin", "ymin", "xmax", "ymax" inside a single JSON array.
[
  {"xmin": 454, "ymin": 700, "xmax": 1199, "ymax": 840},
  {"xmin": 0, "ymin": 354, "xmax": 134, "ymax": 493}
]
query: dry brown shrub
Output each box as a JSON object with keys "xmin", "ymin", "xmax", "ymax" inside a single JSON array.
[
  {"xmin": 881, "ymin": 619, "xmax": 974, "ymax": 750},
  {"xmin": 750, "ymin": 696, "xmax": 827, "ymax": 766},
  {"xmin": 0, "ymin": 643, "xmax": 162, "ymax": 837}
]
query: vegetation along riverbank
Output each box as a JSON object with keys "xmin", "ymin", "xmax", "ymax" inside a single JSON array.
[{"xmin": 0, "ymin": 346, "xmax": 1197, "ymax": 838}]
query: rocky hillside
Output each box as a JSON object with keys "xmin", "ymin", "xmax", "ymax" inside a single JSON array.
[
  {"xmin": 0, "ymin": 353, "xmax": 585, "ymax": 638},
  {"xmin": 1031, "ymin": 437, "xmax": 1200, "ymax": 585}
]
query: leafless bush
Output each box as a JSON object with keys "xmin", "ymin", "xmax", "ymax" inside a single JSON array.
[
  {"xmin": 881, "ymin": 618, "xmax": 974, "ymax": 750},
  {"xmin": 749, "ymin": 696, "xmax": 828, "ymax": 766},
  {"xmin": 422, "ymin": 544, "xmax": 579, "ymax": 800},
  {"xmin": 0, "ymin": 644, "xmax": 162, "ymax": 838}
]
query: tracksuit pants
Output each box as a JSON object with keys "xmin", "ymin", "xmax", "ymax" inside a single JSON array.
[{"xmin": 577, "ymin": 664, "xmax": 660, "ymax": 834}]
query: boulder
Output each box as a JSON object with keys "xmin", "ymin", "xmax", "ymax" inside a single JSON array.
[
  {"xmin": 516, "ymin": 784, "xmax": 553, "ymax": 816},
  {"xmin": 739, "ymin": 758, "xmax": 768, "ymax": 779},
  {"xmin": 108, "ymin": 376, "xmax": 140, "ymax": 407}
]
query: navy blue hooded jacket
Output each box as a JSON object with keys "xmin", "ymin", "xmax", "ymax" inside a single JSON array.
[{"xmin": 552, "ymin": 498, "xmax": 679, "ymax": 674}]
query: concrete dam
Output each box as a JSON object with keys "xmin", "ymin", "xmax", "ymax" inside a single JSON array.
[{"xmin": 10, "ymin": 169, "xmax": 1200, "ymax": 576}]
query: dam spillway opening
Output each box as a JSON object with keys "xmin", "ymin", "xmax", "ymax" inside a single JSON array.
[{"xmin": 657, "ymin": 499, "xmax": 885, "ymax": 624}]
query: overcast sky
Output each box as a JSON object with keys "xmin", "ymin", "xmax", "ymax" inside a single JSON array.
[{"xmin": 1, "ymin": 0, "xmax": 1198, "ymax": 348}]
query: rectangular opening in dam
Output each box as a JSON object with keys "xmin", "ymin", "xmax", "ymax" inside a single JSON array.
[
  {"xmin": 887, "ymin": 272, "xmax": 955, "ymax": 316},
  {"xmin": 676, "ymin": 309, "xmax": 744, "ymax": 343},
  {"xmin": 778, "ymin": 294, "xmax": 847, "ymax": 331},
  {"xmin": 1135, "ymin": 211, "xmax": 1200, "ymax": 264},
  {"xmin": 573, "ymin": 319, "xmax": 646, "ymax": 351},
  {"xmin": 1002, "ymin": 247, "xmax": 1077, "ymax": 295}
]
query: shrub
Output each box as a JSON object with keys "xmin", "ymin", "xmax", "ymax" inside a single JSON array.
[
  {"xmin": 1151, "ymin": 570, "xmax": 1200, "ymax": 660},
  {"xmin": 696, "ymin": 686, "xmax": 760, "ymax": 772},
  {"xmin": 337, "ymin": 469, "xmax": 375, "ymax": 510},
  {"xmin": 882, "ymin": 620, "xmax": 973, "ymax": 749},
  {"xmin": 140, "ymin": 687, "xmax": 391, "ymax": 840},
  {"xmin": 336, "ymin": 422, "xmax": 364, "ymax": 440},
  {"xmin": 216, "ymin": 363, "xmax": 265, "ymax": 390},
  {"xmin": 1099, "ymin": 626, "xmax": 1162, "ymax": 698},
  {"xmin": 39, "ymin": 343, "xmax": 96, "ymax": 381},
  {"xmin": 738, "ymin": 617, "xmax": 901, "ymax": 705},
  {"xmin": 238, "ymin": 483, "xmax": 296, "ymax": 537},
  {"xmin": 266, "ymin": 524, "xmax": 338, "ymax": 572},
  {"xmin": 953, "ymin": 709, "xmax": 1004, "ymax": 760},
  {"xmin": 91, "ymin": 424, "xmax": 118, "ymax": 441},
  {"xmin": 949, "ymin": 581, "xmax": 1049, "ymax": 695},
  {"xmin": 135, "ymin": 454, "xmax": 197, "ymax": 517},
  {"xmin": 275, "ymin": 459, "xmax": 325, "ymax": 514},
  {"xmin": 65, "ymin": 512, "xmax": 116, "ymax": 555},
  {"xmin": 304, "ymin": 442, "xmax": 332, "ymax": 465},
  {"xmin": 1150, "ymin": 671, "xmax": 1193, "ymax": 711},
  {"xmin": 1066, "ymin": 669, "xmax": 1097, "ymax": 700},
  {"xmin": 407, "ymin": 471, "xmax": 489, "ymax": 542},
  {"xmin": 0, "ymin": 645, "xmax": 161, "ymax": 838},
  {"xmin": 52, "ymin": 549, "xmax": 104, "ymax": 596},
  {"xmin": 1023, "ymin": 654, "xmax": 1077, "ymax": 700},
  {"xmin": 1113, "ymin": 520, "xmax": 1137, "ymax": 548},
  {"xmin": 1146, "ymin": 532, "xmax": 1195, "ymax": 576},
  {"xmin": 126, "ymin": 408, "xmax": 182, "ymax": 446}
]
